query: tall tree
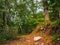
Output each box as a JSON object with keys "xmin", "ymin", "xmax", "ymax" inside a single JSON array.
[
  {"xmin": 43, "ymin": 0, "xmax": 50, "ymax": 25},
  {"xmin": 43, "ymin": 0, "xmax": 51, "ymax": 35},
  {"xmin": 2, "ymin": 0, "xmax": 9, "ymax": 31}
]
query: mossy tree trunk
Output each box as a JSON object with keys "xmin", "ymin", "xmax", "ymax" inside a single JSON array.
[
  {"xmin": 43, "ymin": 0, "xmax": 51, "ymax": 35},
  {"xmin": 3, "ymin": 0, "xmax": 9, "ymax": 32},
  {"xmin": 43, "ymin": 0, "xmax": 50, "ymax": 25}
]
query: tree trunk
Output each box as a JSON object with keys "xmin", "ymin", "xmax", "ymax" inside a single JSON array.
[
  {"xmin": 43, "ymin": 0, "xmax": 50, "ymax": 25},
  {"xmin": 43, "ymin": 0, "xmax": 51, "ymax": 35},
  {"xmin": 3, "ymin": 0, "xmax": 8, "ymax": 31}
]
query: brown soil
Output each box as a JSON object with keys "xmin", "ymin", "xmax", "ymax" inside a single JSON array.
[{"xmin": 2, "ymin": 26, "xmax": 60, "ymax": 45}]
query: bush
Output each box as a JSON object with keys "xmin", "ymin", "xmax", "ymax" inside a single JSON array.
[
  {"xmin": 0, "ymin": 26, "xmax": 18, "ymax": 41},
  {"xmin": 51, "ymin": 19, "xmax": 60, "ymax": 27},
  {"xmin": 52, "ymin": 34, "xmax": 59, "ymax": 42},
  {"xmin": 4, "ymin": 27, "xmax": 18, "ymax": 40}
]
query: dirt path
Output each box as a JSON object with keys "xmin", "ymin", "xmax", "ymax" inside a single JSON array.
[
  {"xmin": 3, "ymin": 35, "xmax": 52, "ymax": 45},
  {"xmin": 3, "ymin": 25, "xmax": 60, "ymax": 45},
  {"xmin": 3, "ymin": 26, "xmax": 52, "ymax": 45}
]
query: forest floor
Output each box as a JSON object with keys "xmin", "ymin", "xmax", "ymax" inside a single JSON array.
[
  {"xmin": 2, "ymin": 26, "xmax": 60, "ymax": 45},
  {"xmin": 2, "ymin": 34, "xmax": 52, "ymax": 45},
  {"xmin": 2, "ymin": 33, "xmax": 60, "ymax": 45}
]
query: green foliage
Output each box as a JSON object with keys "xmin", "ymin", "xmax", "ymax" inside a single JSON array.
[
  {"xmin": 51, "ymin": 19, "xmax": 60, "ymax": 27},
  {"xmin": 0, "ymin": 32, "xmax": 5, "ymax": 41},
  {"xmin": 5, "ymin": 27, "xmax": 18, "ymax": 40},
  {"xmin": 7, "ymin": 21, "xmax": 16, "ymax": 26},
  {"xmin": 52, "ymin": 34, "xmax": 59, "ymax": 42},
  {"xmin": 57, "ymin": 19, "xmax": 60, "ymax": 24}
]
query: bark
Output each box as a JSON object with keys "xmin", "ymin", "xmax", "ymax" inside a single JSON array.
[
  {"xmin": 43, "ymin": 0, "xmax": 51, "ymax": 35},
  {"xmin": 3, "ymin": 0, "xmax": 8, "ymax": 31},
  {"xmin": 43, "ymin": 0, "xmax": 50, "ymax": 25}
]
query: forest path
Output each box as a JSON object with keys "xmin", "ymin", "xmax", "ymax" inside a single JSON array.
[
  {"xmin": 3, "ymin": 26, "xmax": 52, "ymax": 45},
  {"xmin": 3, "ymin": 35, "xmax": 51, "ymax": 45}
]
